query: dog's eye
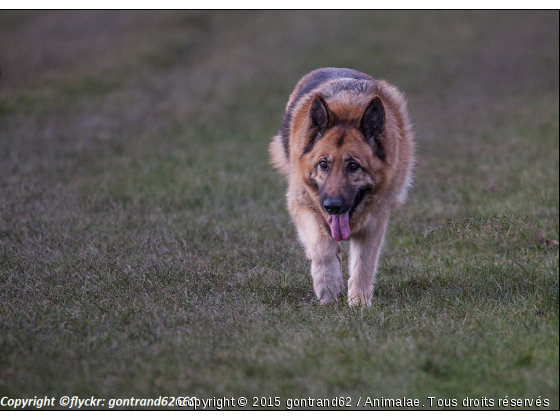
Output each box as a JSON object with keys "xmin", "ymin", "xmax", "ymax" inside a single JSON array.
[
  {"xmin": 348, "ymin": 162, "xmax": 360, "ymax": 172},
  {"xmin": 319, "ymin": 160, "xmax": 328, "ymax": 171}
]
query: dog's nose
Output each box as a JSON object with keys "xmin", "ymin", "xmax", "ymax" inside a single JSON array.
[{"xmin": 323, "ymin": 197, "xmax": 344, "ymax": 215}]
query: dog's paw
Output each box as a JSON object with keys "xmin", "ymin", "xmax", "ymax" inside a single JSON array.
[
  {"xmin": 347, "ymin": 293, "xmax": 372, "ymax": 307},
  {"xmin": 318, "ymin": 296, "xmax": 337, "ymax": 305},
  {"xmin": 315, "ymin": 282, "xmax": 344, "ymax": 305}
]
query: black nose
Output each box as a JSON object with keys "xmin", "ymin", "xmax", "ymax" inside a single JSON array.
[{"xmin": 323, "ymin": 197, "xmax": 344, "ymax": 215}]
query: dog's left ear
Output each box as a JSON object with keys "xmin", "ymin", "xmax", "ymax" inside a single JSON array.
[{"xmin": 359, "ymin": 96, "xmax": 386, "ymax": 160}]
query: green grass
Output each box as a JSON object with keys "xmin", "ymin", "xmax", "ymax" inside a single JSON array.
[{"xmin": 0, "ymin": 11, "xmax": 558, "ymax": 409}]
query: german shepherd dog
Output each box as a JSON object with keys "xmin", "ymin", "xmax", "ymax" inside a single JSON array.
[{"xmin": 269, "ymin": 68, "xmax": 414, "ymax": 306}]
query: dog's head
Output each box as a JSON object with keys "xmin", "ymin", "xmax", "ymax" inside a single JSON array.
[{"xmin": 300, "ymin": 93, "xmax": 390, "ymax": 240}]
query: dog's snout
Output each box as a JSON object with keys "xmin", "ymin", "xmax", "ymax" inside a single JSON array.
[{"xmin": 323, "ymin": 197, "xmax": 345, "ymax": 215}]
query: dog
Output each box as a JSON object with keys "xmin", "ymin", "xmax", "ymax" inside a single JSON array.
[{"xmin": 269, "ymin": 68, "xmax": 414, "ymax": 306}]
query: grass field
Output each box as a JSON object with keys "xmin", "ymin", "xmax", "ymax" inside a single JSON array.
[{"xmin": 0, "ymin": 11, "xmax": 558, "ymax": 409}]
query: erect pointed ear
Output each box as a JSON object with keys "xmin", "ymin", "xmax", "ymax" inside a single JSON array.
[
  {"xmin": 308, "ymin": 93, "xmax": 331, "ymax": 136},
  {"xmin": 359, "ymin": 96, "xmax": 386, "ymax": 160}
]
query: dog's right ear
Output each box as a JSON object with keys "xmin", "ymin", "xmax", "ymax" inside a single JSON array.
[
  {"xmin": 303, "ymin": 93, "xmax": 333, "ymax": 156},
  {"xmin": 309, "ymin": 93, "xmax": 331, "ymax": 136}
]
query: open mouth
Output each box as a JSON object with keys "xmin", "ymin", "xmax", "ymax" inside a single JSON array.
[
  {"xmin": 349, "ymin": 187, "xmax": 368, "ymax": 218},
  {"xmin": 327, "ymin": 188, "xmax": 369, "ymax": 242}
]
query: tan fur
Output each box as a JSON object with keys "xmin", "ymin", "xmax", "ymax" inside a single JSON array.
[{"xmin": 270, "ymin": 68, "xmax": 414, "ymax": 306}]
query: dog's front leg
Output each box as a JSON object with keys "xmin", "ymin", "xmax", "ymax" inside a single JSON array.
[
  {"xmin": 291, "ymin": 208, "xmax": 344, "ymax": 305},
  {"xmin": 348, "ymin": 212, "xmax": 390, "ymax": 306}
]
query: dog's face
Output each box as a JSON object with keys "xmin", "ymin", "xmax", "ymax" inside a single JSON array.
[{"xmin": 300, "ymin": 94, "xmax": 390, "ymax": 240}]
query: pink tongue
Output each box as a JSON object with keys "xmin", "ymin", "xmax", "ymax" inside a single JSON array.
[{"xmin": 327, "ymin": 212, "xmax": 350, "ymax": 241}]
